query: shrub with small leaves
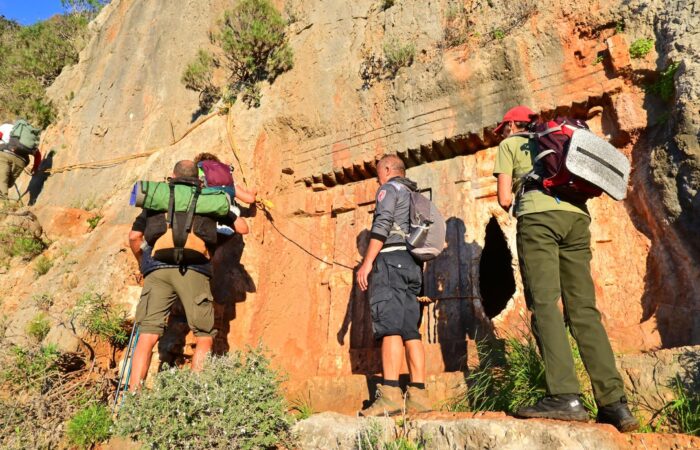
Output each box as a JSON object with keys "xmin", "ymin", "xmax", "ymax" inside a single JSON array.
[
  {"xmin": 70, "ymin": 292, "xmax": 129, "ymax": 347},
  {"xmin": 629, "ymin": 38, "xmax": 654, "ymax": 59},
  {"xmin": 645, "ymin": 61, "xmax": 680, "ymax": 102},
  {"xmin": 492, "ymin": 28, "xmax": 506, "ymax": 40},
  {"xmin": 181, "ymin": 49, "xmax": 221, "ymax": 112},
  {"xmin": 32, "ymin": 293, "xmax": 54, "ymax": 310},
  {"xmin": 0, "ymin": 226, "xmax": 46, "ymax": 261},
  {"xmin": 26, "ymin": 313, "xmax": 51, "ymax": 342},
  {"xmin": 383, "ymin": 38, "xmax": 415, "ymax": 77},
  {"xmin": 86, "ymin": 214, "xmax": 102, "ymax": 230},
  {"xmin": 66, "ymin": 404, "xmax": 113, "ymax": 449},
  {"xmin": 214, "ymin": 0, "xmax": 293, "ymax": 107},
  {"xmin": 115, "ymin": 348, "xmax": 295, "ymax": 449},
  {"xmin": 34, "ymin": 255, "xmax": 53, "ymax": 277},
  {"xmin": 443, "ymin": 3, "xmax": 472, "ymax": 48},
  {"xmin": 1, "ymin": 344, "xmax": 60, "ymax": 392}
]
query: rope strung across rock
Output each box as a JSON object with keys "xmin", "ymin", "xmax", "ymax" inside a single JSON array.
[{"xmin": 45, "ymin": 110, "xmax": 221, "ymax": 175}]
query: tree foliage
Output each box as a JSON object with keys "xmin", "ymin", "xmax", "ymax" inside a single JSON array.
[{"xmin": 0, "ymin": 11, "xmax": 94, "ymax": 128}]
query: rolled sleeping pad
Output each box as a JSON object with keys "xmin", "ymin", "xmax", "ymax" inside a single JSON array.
[{"xmin": 130, "ymin": 180, "xmax": 231, "ymax": 217}]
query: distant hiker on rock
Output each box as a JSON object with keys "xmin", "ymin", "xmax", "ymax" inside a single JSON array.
[
  {"xmin": 493, "ymin": 105, "xmax": 638, "ymax": 431},
  {"xmin": 0, "ymin": 120, "xmax": 42, "ymax": 200},
  {"xmin": 356, "ymin": 154, "xmax": 433, "ymax": 416},
  {"xmin": 127, "ymin": 160, "xmax": 249, "ymax": 390},
  {"xmin": 194, "ymin": 152, "xmax": 257, "ymax": 205}
]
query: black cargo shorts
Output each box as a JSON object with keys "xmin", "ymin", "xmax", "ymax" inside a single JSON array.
[{"xmin": 368, "ymin": 250, "xmax": 422, "ymax": 341}]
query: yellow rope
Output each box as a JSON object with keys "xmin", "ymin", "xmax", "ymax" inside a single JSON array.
[{"xmin": 45, "ymin": 111, "xmax": 221, "ymax": 175}]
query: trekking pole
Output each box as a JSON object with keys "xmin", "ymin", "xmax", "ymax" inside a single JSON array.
[
  {"xmin": 113, "ymin": 324, "xmax": 140, "ymax": 411},
  {"xmin": 12, "ymin": 182, "xmax": 24, "ymax": 206}
]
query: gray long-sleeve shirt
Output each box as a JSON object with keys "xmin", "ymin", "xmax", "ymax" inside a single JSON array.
[{"xmin": 370, "ymin": 176, "xmax": 418, "ymax": 247}]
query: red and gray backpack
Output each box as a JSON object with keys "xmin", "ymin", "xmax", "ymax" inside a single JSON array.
[{"xmin": 518, "ymin": 117, "xmax": 630, "ymax": 202}]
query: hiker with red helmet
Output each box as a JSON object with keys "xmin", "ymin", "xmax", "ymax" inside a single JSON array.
[{"xmin": 492, "ymin": 105, "xmax": 638, "ymax": 432}]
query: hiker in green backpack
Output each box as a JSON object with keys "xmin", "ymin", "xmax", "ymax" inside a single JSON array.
[
  {"xmin": 127, "ymin": 160, "xmax": 249, "ymax": 391},
  {"xmin": 0, "ymin": 120, "xmax": 43, "ymax": 200}
]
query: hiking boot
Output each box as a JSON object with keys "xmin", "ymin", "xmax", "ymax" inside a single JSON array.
[
  {"xmin": 359, "ymin": 384, "xmax": 404, "ymax": 417},
  {"xmin": 515, "ymin": 394, "xmax": 589, "ymax": 422},
  {"xmin": 405, "ymin": 386, "xmax": 432, "ymax": 414},
  {"xmin": 597, "ymin": 398, "xmax": 639, "ymax": 432}
]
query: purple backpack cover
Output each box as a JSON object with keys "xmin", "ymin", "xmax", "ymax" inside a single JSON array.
[{"xmin": 199, "ymin": 160, "xmax": 233, "ymax": 187}]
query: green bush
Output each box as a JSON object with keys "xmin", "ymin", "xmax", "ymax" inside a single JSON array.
[
  {"xmin": 0, "ymin": 12, "xmax": 92, "ymax": 128},
  {"xmin": 1, "ymin": 344, "xmax": 60, "ymax": 391},
  {"xmin": 66, "ymin": 404, "xmax": 113, "ymax": 449},
  {"xmin": 34, "ymin": 255, "xmax": 53, "ymax": 276},
  {"xmin": 214, "ymin": 0, "xmax": 293, "ymax": 107},
  {"xmin": 181, "ymin": 49, "xmax": 221, "ymax": 111},
  {"xmin": 115, "ymin": 348, "xmax": 295, "ymax": 449},
  {"xmin": 629, "ymin": 38, "xmax": 654, "ymax": 59},
  {"xmin": 26, "ymin": 313, "xmax": 51, "ymax": 342},
  {"xmin": 383, "ymin": 38, "xmax": 415, "ymax": 77},
  {"xmin": 70, "ymin": 292, "xmax": 129, "ymax": 346},
  {"xmin": 645, "ymin": 61, "xmax": 680, "ymax": 102},
  {"xmin": 0, "ymin": 226, "xmax": 46, "ymax": 261}
]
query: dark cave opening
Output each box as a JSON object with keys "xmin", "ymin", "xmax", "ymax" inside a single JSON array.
[{"xmin": 479, "ymin": 217, "xmax": 516, "ymax": 319}]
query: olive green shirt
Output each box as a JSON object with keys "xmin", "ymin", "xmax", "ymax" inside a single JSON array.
[{"xmin": 493, "ymin": 136, "xmax": 589, "ymax": 217}]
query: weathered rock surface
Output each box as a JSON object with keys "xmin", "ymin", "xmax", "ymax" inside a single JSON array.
[{"xmin": 294, "ymin": 412, "xmax": 700, "ymax": 449}]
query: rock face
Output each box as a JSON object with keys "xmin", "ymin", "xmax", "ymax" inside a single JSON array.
[
  {"xmin": 294, "ymin": 412, "xmax": 700, "ymax": 449},
  {"xmin": 1, "ymin": 0, "xmax": 698, "ymax": 414}
]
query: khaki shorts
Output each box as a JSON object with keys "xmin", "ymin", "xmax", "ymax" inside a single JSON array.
[{"xmin": 135, "ymin": 268, "xmax": 216, "ymax": 338}]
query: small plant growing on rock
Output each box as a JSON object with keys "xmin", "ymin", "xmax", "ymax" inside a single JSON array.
[
  {"xmin": 645, "ymin": 61, "xmax": 680, "ymax": 102},
  {"xmin": 492, "ymin": 28, "xmax": 506, "ymax": 40},
  {"xmin": 0, "ymin": 226, "xmax": 46, "ymax": 261},
  {"xmin": 629, "ymin": 38, "xmax": 654, "ymax": 59},
  {"xmin": 66, "ymin": 404, "xmax": 113, "ymax": 449},
  {"xmin": 383, "ymin": 38, "xmax": 415, "ymax": 77},
  {"xmin": 290, "ymin": 391, "xmax": 315, "ymax": 419},
  {"xmin": 26, "ymin": 313, "xmax": 51, "ymax": 342},
  {"xmin": 34, "ymin": 255, "xmax": 53, "ymax": 277},
  {"xmin": 1, "ymin": 344, "xmax": 60, "ymax": 391},
  {"xmin": 33, "ymin": 293, "xmax": 54, "ymax": 310},
  {"xmin": 442, "ymin": 3, "xmax": 472, "ymax": 48},
  {"xmin": 70, "ymin": 292, "xmax": 129, "ymax": 347},
  {"xmin": 86, "ymin": 213, "xmax": 102, "ymax": 230},
  {"xmin": 115, "ymin": 348, "xmax": 295, "ymax": 449},
  {"xmin": 592, "ymin": 54, "xmax": 605, "ymax": 66}
]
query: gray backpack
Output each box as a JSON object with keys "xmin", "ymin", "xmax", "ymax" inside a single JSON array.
[{"xmin": 389, "ymin": 181, "xmax": 446, "ymax": 262}]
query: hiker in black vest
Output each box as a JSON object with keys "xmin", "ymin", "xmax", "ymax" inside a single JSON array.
[
  {"xmin": 356, "ymin": 154, "xmax": 432, "ymax": 416},
  {"xmin": 127, "ymin": 160, "xmax": 248, "ymax": 390},
  {"xmin": 0, "ymin": 120, "xmax": 42, "ymax": 200},
  {"xmin": 493, "ymin": 105, "xmax": 638, "ymax": 431}
]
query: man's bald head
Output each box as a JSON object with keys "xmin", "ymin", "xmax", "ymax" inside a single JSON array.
[
  {"xmin": 377, "ymin": 154, "xmax": 405, "ymax": 176},
  {"xmin": 173, "ymin": 160, "xmax": 198, "ymax": 178}
]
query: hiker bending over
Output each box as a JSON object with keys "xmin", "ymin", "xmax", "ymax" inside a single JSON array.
[
  {"xmin": 194, "ymin": 152, "xmax": 257, "ymax": 204},
  {"xmin": 0, "ymin": 120, "xmax": 42, "ymax": 200},
  {"xmin": 493, "ymin": 105, "xmax": 638, "ymax": 431},
  {"xmin": 127, "ymin": 160, "xmax": 248, "ymax": 390},
  {"xmin": 356, "ymin": 154, "xmax": 432, "ymax": 416}
]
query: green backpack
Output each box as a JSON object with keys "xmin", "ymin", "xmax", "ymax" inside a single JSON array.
[
  {"xmin": 10, "ymin": 120, "xmax": 41, "ymax": 154},
  {"xmin": 130, "ymin": 179, "xmax": 231, "ymax": 217}
]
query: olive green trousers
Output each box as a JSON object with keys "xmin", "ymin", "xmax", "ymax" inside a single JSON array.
[{"xmin": 517, "ymin": 210, "xmax": 626, "ymax": 406}]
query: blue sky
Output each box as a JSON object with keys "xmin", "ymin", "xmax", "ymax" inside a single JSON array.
[{"xmin": 0, "ymin": 0, "xmax": 66, "ymax": 25}]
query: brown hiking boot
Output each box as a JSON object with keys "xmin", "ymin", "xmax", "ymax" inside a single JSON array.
[
  {"xmin": 405, "ymin": 386, "xmax": 432, "ymax": 414},
  {"xmin": 359, "ymin": 384, "xmax": 404, "ymax": 417}
]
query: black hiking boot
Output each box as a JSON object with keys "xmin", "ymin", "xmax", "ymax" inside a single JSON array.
[
  {"xmin": 597, "ymin": 398, "xmax": 639, "ymax": 432},
  {"xmin": 515, "ymin": 394, "xmax": 589, "ymax": 422}
]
